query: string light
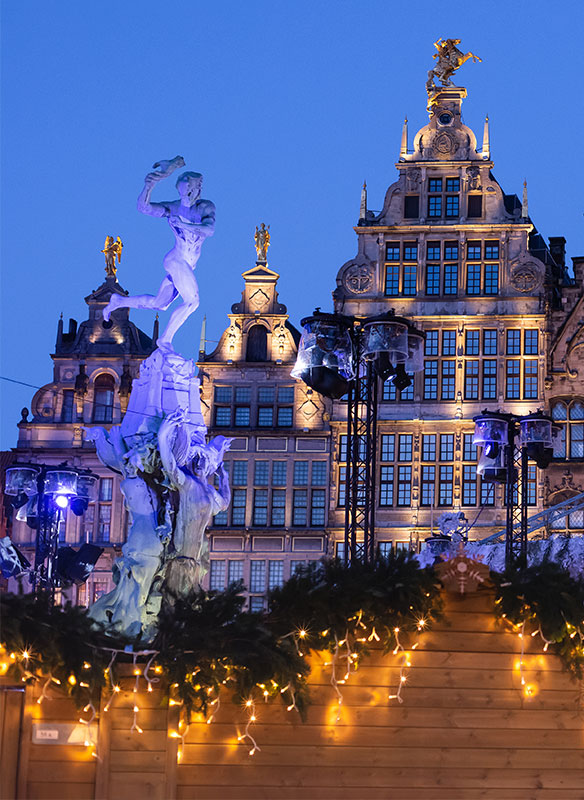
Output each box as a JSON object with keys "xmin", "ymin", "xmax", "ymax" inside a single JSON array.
[{"xmin": 238, "ymin": 696, "xmax": 261, "ymax": 757}]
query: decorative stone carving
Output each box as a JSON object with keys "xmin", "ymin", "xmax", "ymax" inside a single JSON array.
[
  {"xmin": 249, "ymin": 288, "xmax": 270, "ymax": 310},
  {"xmin": 406, "ymin": 168, "xmax": 421, "ymax": 191},
  {"xmin": 466, "ymin": 165, "xmax": 481, "ymax": 190},
  {"xmin": 434, "ymin": 131, "xmax": 458, "ymax": 156},
  {"xmin": 509, "ymin": 258, "xmax": 544, "ymax": 293},
  {"xmin": 227, "ymin": 320, "xmax": 242, "ymax": 357},
  {"xmin": 341, "ymin": 257, "xmax": 374, "ymax": 295}
]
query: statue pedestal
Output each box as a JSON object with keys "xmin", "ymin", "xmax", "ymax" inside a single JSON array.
[{"xmin": 121, "ymin": 347, "xmax": 206, "ymax": 442}]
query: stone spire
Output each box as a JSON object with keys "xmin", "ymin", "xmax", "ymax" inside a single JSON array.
[
  {"xmin": 400, "ymin": 117, "xmax": 408, "ymax": 159},
  {"xmin": 482, "ymin": 115, "xmax": 490, "ymax": 159},
  {"xmin": 522, "ymin": 179, "xmax": 529, "ymax": 219},
  {"xmin": 199, "ymin": 315, "xmax": 207, "ymax": 356},
  {"xmin": 359, "ymin": 180, "xmax": 368, "ymax": 221}
]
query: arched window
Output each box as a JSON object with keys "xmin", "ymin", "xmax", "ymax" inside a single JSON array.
[
  {"xmin": 246, "ymin": 325, "xmax": 268, "ymax": 362},
  {"xmin": 551, "ymin": 400, "xmax": 584, "ymax": 459},
  {"xmin": 93, "ymin": 374, "xmax": 115, "ymax": 423}
]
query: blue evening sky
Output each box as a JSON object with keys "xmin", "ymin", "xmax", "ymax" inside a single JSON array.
[{"xmin": 1, "ymin": 0, "xmax": 582, "ymax": 449}]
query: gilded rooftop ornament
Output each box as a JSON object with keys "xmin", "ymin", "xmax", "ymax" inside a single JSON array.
[
  {"xmin": 102, "ymin": 235, "xmax": 123, "ymax": 277},
  {"xmin": 254, "ymin": 223, "xmax": 270, "ymax": 262},
  {"xmin": 426, "ymin": 38, "xmax": 482, "ymax": 98}
]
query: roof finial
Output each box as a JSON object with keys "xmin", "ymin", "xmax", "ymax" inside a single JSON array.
[
  {"xmin": 482, "ymin": 114, "xmax": 490, "ymax": 159},
  {"xmin": 199, "ymin": 314, "xmax": 207, "ymax": 356},
  {"xmin": 400, "ymin": 117, "xmax": 408, "ymax": 159},
  {"xmin": 522, "ymin": 179, "xmax": 529, "ymax": 219},
  {"xmin": 360, "ymin": 180, "xmax": 368, "ymax": 221}
]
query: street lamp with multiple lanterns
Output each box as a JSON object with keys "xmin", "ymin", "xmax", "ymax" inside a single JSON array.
[
  {"xmin": 292, "ymin": 310, "xmax": 425, "ymax": 564},
  {"xmin": 3, "ymin": 463, "xmax": 103, "ymax": 596},
  {"xmin": 473, "ymin": 410, "xmax": 556, "ymax": 569}
]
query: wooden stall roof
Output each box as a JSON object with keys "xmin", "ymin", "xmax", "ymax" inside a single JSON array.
[{"xmin": 3, "ymin": 588, "xmax": 584, "ymax": 800}]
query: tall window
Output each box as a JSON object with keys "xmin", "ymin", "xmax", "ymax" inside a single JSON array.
[
  {"xmin": 427, "ymin": 177, "xmax": 459, "ymax": 219},
  {"xmin": 61, "ymin": 390, "xmax": 74, "ymax": 423},
  {"xmin": 552, "ymin": 401, "xmax": 584, "ymax": 458},
  {"xmin": 210, "ymin": 560, "xmax": 226, "ymax": 591},
  {"xmin": 441, "ymin": 361, "xmax": 456, "ymax": 400},
  {"xmin": 96, "ymin": 478, "xmax": 113, "ymax": 542},
  {"xmin": 464, "ymin": 361, "xmax": 479, "ymax": 400},
  {"xmin": 504, "ymin": 329, "xmax": 539, "ymax": 400},
  {"xmin": 465, "ymin": 241, "xmax": 500, "ymax": 296},
  {"xmin": 93, "ymin": 374, "xmax": 114, "ymax": 423},
  {"xmin": 438, "ymin": 434, "xmax": 454, "ymax": 506},
  {"xmin": 384, "ymin": 242, "xmax": 418, "ymax": 297},
  {"xmin": 214, "ymin": 386, "xmax": 252, "ymax": 427}
]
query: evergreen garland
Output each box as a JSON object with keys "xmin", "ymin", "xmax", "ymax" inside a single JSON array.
[
  {"xmin": 492, "ymin": 561, "xmax": 584, "ymax": 678},
  {"xmin": 0, "ymin": 551, "xmax": 442, "ymax": 720}
]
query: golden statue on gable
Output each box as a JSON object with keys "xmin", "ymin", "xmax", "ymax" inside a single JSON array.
[
  {"xmin": 254, "ymin": 223, "xmax": 270, "ymax": 262},
  {"xmin": 426, "ymin": 38, "xmax": 482, "ymax": 97},
  {"xmin": 102, "ymin": 235, "xmax": 123, "ymax": 277}
]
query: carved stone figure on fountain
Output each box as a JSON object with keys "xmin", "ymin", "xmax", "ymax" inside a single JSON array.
[
  {"xmin": 158, "ymin": 409, "xmax": 232, "ymax": 602},
  {"xmin": 102, "ymin": 156, "xmax": 215, "ymax": 352},
  {"xmin": 84, "ymin": 426, "xmax": 171, "ymax": 639}
]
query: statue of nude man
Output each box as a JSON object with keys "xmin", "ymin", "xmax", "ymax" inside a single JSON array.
[{"xmin": 103, "ymin": 156, "xmax": 216, "ymax": 351}]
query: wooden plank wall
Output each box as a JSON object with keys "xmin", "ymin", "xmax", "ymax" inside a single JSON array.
[{"xmin": 4, "ymin": 588, "xmax": 584, "ymax": 800}]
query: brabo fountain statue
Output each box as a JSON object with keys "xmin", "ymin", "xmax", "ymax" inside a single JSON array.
[{"xmin": 86, "ymin": 158, "xmax": 231, "ymax": 640}]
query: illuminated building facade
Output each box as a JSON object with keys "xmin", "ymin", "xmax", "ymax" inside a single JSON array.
[
  {"xmin": 3, "ymin": 81, "xmax": 584, "ymax": 610},
  {"xmin": 4, "ymin": 270, "xmax": 156, "ymax": 603}
]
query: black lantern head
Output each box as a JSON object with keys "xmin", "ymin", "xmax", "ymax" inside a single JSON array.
[
  {"xmin": 519, "ymin": 412, "xmax": 554, "ymax": 469},
  {"xmin": 291, "ymin": 312, "xmax": 355, "ymax": 399}
]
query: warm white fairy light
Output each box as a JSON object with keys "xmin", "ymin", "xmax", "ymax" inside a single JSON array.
[
  {"xmin": 388, "ymin": 627, "xmax": 412, "ymax": 704},
  {"xmin": 237, "ymin": 696, "xmax": 261, "ymax": 756}
]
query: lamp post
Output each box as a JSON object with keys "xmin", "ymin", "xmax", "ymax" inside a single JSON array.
[
  {"xmin": 292, "ymin": 310, "xmax": 425, "ymax": 564},
  {"xmin": 473, "ymin": 410, "xmax": 556, "ymax": 570},
  {"xmin": 3, "ymin": 463, "xmax": 102, "ymax": 598}
]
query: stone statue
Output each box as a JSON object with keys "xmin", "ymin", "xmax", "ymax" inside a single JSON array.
[
  {"xmin": 102, "ymin": 236, "xmax": 123, "ymax": 278},
  {"xmin": 158, "ymin": 409, "xmax": 232, "ymax": 601},
  {"xmin": 426, "ymin": 38, "xmax": 482, "ymax": 96},
  {"xmin": 88, "ymin": 156, "xmax": 232, "ymax": 642},
  {"xmin": 84, "ymin": 426, "xmax": 170, "ymax": 639},
  {"xmin": 103, "ymin": 156, "xmax": 216, "ymax": 351},
  {"xmin": 254, "ymin": 223, "xmax": 270, "ymax": 262}
]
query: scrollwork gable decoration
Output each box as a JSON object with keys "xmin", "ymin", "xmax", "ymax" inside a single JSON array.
[
  {"xmin": 338, "ymin": 255, "xmax": 375, "ymax": 298},
  {"xmin": 547, "ymin": 470, "xmax": 583, "ymax": 506},
  {"xmin": 509, "ymin": 255, "xmax": 545, "ymax": 294}
]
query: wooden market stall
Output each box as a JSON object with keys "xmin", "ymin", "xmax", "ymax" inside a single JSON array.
[{"xmin": 2, "ymin": 588, "xmax": 584, "ymax": 800}]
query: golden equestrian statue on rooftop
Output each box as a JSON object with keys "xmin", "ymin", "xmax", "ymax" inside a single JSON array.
[{"xmin": 426, "ymin": 38, "xmax": 482, "ymax": 98}]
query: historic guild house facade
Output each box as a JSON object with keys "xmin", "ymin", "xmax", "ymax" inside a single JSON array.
[{"xmin": 3, "ymin": 80, "xmax": 584, "ymax": 608}]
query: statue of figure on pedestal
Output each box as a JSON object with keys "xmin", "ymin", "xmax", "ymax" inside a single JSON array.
[
  {"xmin": 102, "ymin": 236, "xmax": 123, "ymax": 278},
  {"xmin": 103, "ymin": 156, "xmax": 215, "ymax": 351},
  {"xmin": 426, "ymin": 38, "xmax": 482, "ymax": 96},
  {"xmin": 254, "ymin": 223, "xmax": 270, "ymax": 262}
]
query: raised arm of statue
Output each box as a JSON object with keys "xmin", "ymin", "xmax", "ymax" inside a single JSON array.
[{"xmin": 137, "ymin": 155, "xmax": 185, "ymax": 218}]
